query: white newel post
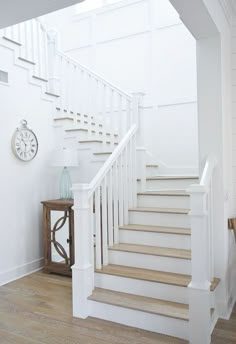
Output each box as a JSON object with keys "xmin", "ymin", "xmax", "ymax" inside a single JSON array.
[
  {"xmin": 71, "ymin": 183, "xmax": 94, "ymax": 319},
  {"xmin": 47, "ymin": 30, "xmax": 60, "ymax": 94},
  {"xmin": 188, "ymin": 185, "xmax": 211, "ymax": 344},
  {"xmin": 132, "ymin": 92, "xmax": 146, "ymax": 192}
]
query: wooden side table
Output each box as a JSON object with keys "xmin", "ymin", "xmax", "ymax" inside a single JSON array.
[{"xmin": 41, "ymin": 199, "xmax": 74, "ymax": 276}]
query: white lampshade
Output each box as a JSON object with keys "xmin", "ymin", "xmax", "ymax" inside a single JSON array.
[{"xmin": 51, "ymin": 148, "xmax": 78, "ymax": 167}]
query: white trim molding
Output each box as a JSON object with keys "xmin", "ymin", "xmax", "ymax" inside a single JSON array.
[{"xmin": 0, "ymin": 258, "xmax": 44, "ymax": 286}]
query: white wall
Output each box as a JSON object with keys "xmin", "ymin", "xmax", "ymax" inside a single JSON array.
[
  {"xmin": 42, "ymin": 0, "xmax": 198, "ymax": 173},
  {"xmin": 203, "ymin": 0, "xmax": 236, "ymax": 319},
  {"xmin": 170, "ymin": 0, "xmax": 235, "ymax": 319},
  {"xmin": 0, "ymin": 43, "xmax": 59, "ymax": 285}
]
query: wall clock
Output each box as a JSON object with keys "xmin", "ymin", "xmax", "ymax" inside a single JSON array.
[{"xmin": 11, "ymin": 120, "xmax": 38, "ymax": 161}]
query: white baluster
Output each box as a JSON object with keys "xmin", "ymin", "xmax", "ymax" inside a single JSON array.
[
  {"xmin": 126, "ymin": 99, "xmax": 132, "ymax": 130},
  {"xmin": 118, "ymin": 154, "xmax": 124, "ymax": 226},
  {"xmin": 87, "ymin": 74, "xmax": 92, "ymax": 137},
  {"xmin": 132, "ymin": 92, "xmax": 146, "ymax": 192},
  {"xmin": 102, "ymin": 177, "xmax": 108, "ymax": 265},
  {"xmin": 107, "ymin": 169, "xmax": 114, "ymax": 246},
  {"xmin": 32, "ymin": 20, "xmax": 38, "ymax": 76},
  {"xmin": 76, "ymin": 68, "xmax": 83, "ymax": 118},
  {"xmin": 47, "ymin": 30, "xmax": 58, "ymax": 94},
  {"xmin": 80, "ymin": 69, "xmax": 86, "ymax": 119},
  {"xmin": 128, "ymin": 140, "xmax": 133, "ymax": 207},
  {"xmin": 24, "ymin": 22, "xmax": 29, "ymax": 61},
  {"xmin": 113, "ymin": 160, "xmax": 119, "ymax": 244},
  {"xmin": 93, "ymin": 79, "xmax": 100, "ymax": 139},
  {"xmin": 36, "ymin": 20, "xmax": 42, "ymax": 77},
  {"xmin": 132, "ymin": 135, "xmax": 137, "ymax": 207},
  {"xmin": 10, "ymin": 25, "xmax": 14, "ymax": 41},
  {"xmin": 95, "ymin": 187, "xmax": 102, "ymax": 269},
  {"xmin": 102, "ymin": 84, "xmax": 107, "ymax": 145},
  {"xmin": 123, "ymin": 147, "xmax": 129, "ymax": 224},
  {"xmin": 71, "ymin": 184, "xmax": 94, "ymax": 319},
  {"xmin": 57, "ymin": 55, "xmax": 63, "ymax": 112},
  {"xmin": 118, "ymin": 95, "xmax": 123, "ymax": 139},
  {"xmin": 29, "ymin": 20, "xmax": 34, "ymax": 62},
  {"xmin": 43, "ymin": 31, "xmax": 49, "ymax": 81},
  {"xmin": 109, "ymin": 89, "xmax": 114, "ymax": 146}
]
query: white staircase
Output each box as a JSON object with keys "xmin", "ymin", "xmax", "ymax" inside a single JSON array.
[
  {"xmin": 1, "ymin": 19, "xmax": 220, "ymax": 344},
  {"xmin": 86, "ymin": 175, "xmax": 220, "ymax": 342}
]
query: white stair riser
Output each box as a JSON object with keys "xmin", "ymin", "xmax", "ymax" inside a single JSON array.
[
  {"xmin": 92, "ymin": 155, "xmax": 111, "ymax": 162},
  {"xmin": 88, "ymin": 300, "xmax": 189, "ymax": 340},
  {"xmin": 64, "ymin": 130, "xmax": 101, "ymax": 140},
  {"xmin": 129, "ymin": 211, "xmax": 190, "ymax": 228},
  {"xmin": 138, "ymin": 178, "xmax": 197, "ymax": 191},
  {"xmin": 78, "ymin": 142, "xmax": 115, "ymax": 151},
  {"xmin": 95, "ymin": 273, "xmax": 188, "ymax": 303},
  {"xmin": 119, "ymin": 229, "xmax": 191, "ymax": 250},
  {"xmin": 54, "ymin": 119, "xmax": 75, "ymax": 126},
  {"xmin": 146, "ymin": 166, "xmax": 159, "ymax": 177},
  {"xmin": 137, "ymin": 194, "xmax": 190, "ymax": 209},
  {"xmin": 108, "ymin": 250, "xmax": 191, "ymax": 274},
  {"xmin": 95, "ymin": 273, "xmax": 216, "ymax": 308}
]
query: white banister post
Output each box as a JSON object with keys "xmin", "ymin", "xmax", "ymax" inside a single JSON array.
[
  {"xmin": 187, "ymin": 185, "xmax": 211, "ymax": 344},
  {"xmin": 47, "ymin": 30, "xmax": 59, "ymax": 94},
  {"xmin": 71, "ymin": 183, "xmax": 94, "ymax": 319},
  {"xmin": 132, "ymin": 92, "xmax": 146, "ymax": 192}
]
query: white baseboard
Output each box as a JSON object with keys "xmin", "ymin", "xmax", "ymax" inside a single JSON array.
[{"xmin": 0, "ymin": 257, "xmax": 44, "ymax": 286}]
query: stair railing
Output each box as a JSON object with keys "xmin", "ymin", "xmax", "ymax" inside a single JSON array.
[
  {"xmin": 1, "ymin": 18, "xmax": 134, "ymax": 143},
  {"xmin": 187, "ymin": 155, "xmax": 217, "ymax": 344},
  {"xmin": 1, "ymin": 19, "xmax": 146, "ymax": 318},
  {"xmin": 2, "ymin": 19, "xmax": 49, "ymax": 81},
  {"xmin": 53, "ymin": 50, "xmax": 133, "ymax": 143},
  {"xmin": 71, "ymin": 92, "xmax": 144, "ymax": 318}
]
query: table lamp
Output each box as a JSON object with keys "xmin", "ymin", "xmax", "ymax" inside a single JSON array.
[{"xmin": 51, "ymin": 148, "xmax": 78, "ymax": 199}]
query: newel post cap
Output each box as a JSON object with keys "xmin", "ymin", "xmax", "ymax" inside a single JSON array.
[{"xmin": 71, "ymin": 183, "xmax": 91, "ymax": 208}]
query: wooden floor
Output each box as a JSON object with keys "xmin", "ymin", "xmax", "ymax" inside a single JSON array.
[{"xmin": 0, "ymin": 271, "xmax": 234, "ymax": 344}]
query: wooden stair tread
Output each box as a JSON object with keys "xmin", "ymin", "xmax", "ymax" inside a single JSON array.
[
  {"xmin": 119, "ymin": 224, "xmax": 191, "ymax": 235},
  {"xmin": 32, "ymin": 75, "xmax": 48, "ymax": 82},
  {"xmin": 94, "ymin": 152, "xmax": 112, "ymax": 155},
  {"xmin": 18, "ymin": 56, "xmax": 36, "ymax": 65},
  {"xmin": 138, "ymin": 190, "xmax": 189, "ymax": 196},
  {"xmin": 3, "ymin": 36, "xmax": 22, "ymax": 46},
  {"xmin": 146, "ymin": 164, "xmax": 159, "ymax": 167},
  {"xmin": 96, "ymin": 264, "xmax": 220, "ymax": 291},
  {"xmin": 129, "ymin": 207, "xmax": 189, "ymax": 214},
  {"xmin": 146, "ymin": 176, "xmax": 198, "ymax": 180},
  {"xmin": 45, "ymin": 91, "xmax": 60, "ymax": 98},
  {"xmin": 54, "ymin": 117, "xmax": 73, "ymax": 121},
  {"xmin": 79, "ymin": 140, "xmax": 103, "ymax": 143},
  {"xmin": 88, "ymin": 288, "xmax": 189, "ymax": 320},
  {"xmin": 65, "ymin": 128, "xmax": 88, "ymax": 132},
  {"xmin": 110, "ymin": 243, "xmax": 191, "ymax": 260}
]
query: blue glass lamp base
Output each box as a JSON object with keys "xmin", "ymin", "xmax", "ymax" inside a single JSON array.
[{"xmin": 60, "ymin": 166, "xmax": 73, "ymax": 199}]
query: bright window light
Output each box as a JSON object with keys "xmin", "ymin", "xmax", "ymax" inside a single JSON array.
[{"xmin": 76, "ymin": 0, "xmax": 123, "ymax": 14}]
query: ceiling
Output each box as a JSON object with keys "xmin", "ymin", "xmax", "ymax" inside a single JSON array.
[
  {"xmin": 229, "ymin": 0, "xmax": 236, "ymax": 15},
  {"xmin": 0, "ymin": 0, "xmax": 84, "ymax": 29}
]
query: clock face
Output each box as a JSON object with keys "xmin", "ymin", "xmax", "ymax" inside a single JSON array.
[{"xmin": 12, "ymin": 128, "xmax": 38, "ymax": 161}]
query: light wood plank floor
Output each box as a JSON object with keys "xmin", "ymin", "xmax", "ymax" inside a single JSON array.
[{"xmin": 0, "ymin": 271, "xmax": 233, "ymax": 343}]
